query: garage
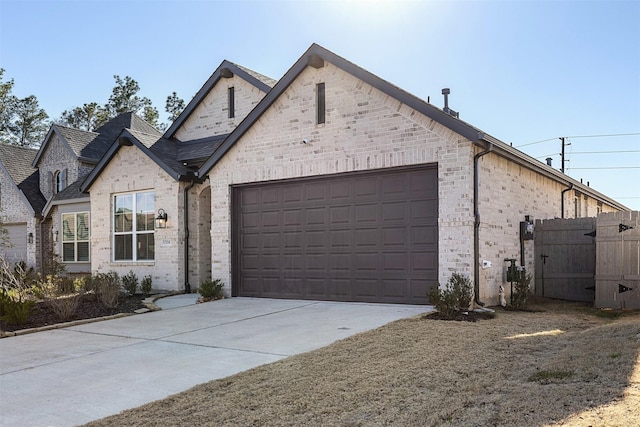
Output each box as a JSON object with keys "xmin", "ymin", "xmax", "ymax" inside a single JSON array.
[
  {"xmin": 232, "ymin": 165, "xmax": 438, "ymax": 304},
  {"xmin": 2, "ymin": 223, "xmax": 28, "ymax": 265}
]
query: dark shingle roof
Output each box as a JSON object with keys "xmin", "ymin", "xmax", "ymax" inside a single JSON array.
[
  {"xmin": 230, "ymin": 62, "xmax": 278, "ymax": 87},
  {"xmin": 0, "ymin": 144, "xmax": 46, "ymax": 214}
]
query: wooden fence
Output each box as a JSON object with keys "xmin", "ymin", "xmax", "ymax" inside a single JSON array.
[{"xmin": 595, "ymin": 211, "xmax": 640, "ymax": 309}]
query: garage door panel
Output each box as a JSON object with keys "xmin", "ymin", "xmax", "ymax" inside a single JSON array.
[{"xmin": 234, "ymin": 165, "xmax": 437, "ymax": 304}]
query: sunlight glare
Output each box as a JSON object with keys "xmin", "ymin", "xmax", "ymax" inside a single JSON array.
[{"xmin": 505, "ymin": 329, "xmax": 565, "ymax": 340}]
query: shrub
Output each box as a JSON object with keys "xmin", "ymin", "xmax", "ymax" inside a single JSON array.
[
  {"xmin": 511, "ymin": 272, "xmax": 532, "ymax": 310},
  {"xmin": 47, "ymin": 293, "xmax": 81, "ymax": 321},
  {"xmin": 0, "ymin": 288, "xmax": 35, "ymax": 325},
  {"xmin": 121, "ymin": 270, "xmax": 139, "ymax": 296},
  {"xmin": 428, "ymin": 272, "xmax": 473, "ymax": 316},
  {"xmin": 0, "ymin": 257, "xmax": 36, "ymax": 324},
  {"xmin": 198, "ymin": 279, "xmax": 224, "ymax": 300},
  {"xmin": 94, "ymin": 271, "xmax": 121, "ymax": 309},
  {"xmin": 141, "ymin": 275, "xmax": 152, "ymax": 295}
]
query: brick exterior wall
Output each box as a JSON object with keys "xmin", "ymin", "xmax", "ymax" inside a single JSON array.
[
  {"xmin": 0, "ymin": 168, "xmax": 36, "ymax": 268},
  {"xmin": 204, "ymin": 63, "xmax": 476, "ymax": 298},
  {"xmin": 174, "ymin": 76, "xmax": 268, "ymax": 141},
  {"xmin": 88, "ymin": 146, "xmax": 185, "ymax": 290},
  {"xmin": 38, "ymin": 134, "xmax": 80, "ymax": 200}
]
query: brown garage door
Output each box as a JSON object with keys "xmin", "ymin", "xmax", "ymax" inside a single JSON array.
[{"xmin": 232, "ymin": 165, "xmax": 438, "ymax": 304}]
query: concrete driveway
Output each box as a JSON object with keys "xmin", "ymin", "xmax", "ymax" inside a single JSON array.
[{"xmin": 0, "ymin": 297, "xmax": 429, "ymax": 427}]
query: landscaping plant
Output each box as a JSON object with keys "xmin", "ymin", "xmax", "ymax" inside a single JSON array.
[
  {"xmin": 198, "ymin": 279, "xmax": 224, "ymax": 301},
  {"xmin": 0, "ymin": 257, "xmax": 35, "ymax": 324},
  {"xmin": 94, "ymin": 271, "xmax": 121, "ymax": 309},
  {"xmin": 122, "ymin": 270, "xmax": 139, "ymax": 296},
  {"xmin": 141, "ymin": 275, "xmax": 152, "ymax": 295},
  {"xmin": 428, "ymin": 272, "xmax": 473, "ymax": 316},
  {"xmin": 511, "ymin": 272, "xmax": 532, "ymax": 310}
]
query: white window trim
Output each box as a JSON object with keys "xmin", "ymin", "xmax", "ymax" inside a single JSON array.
[
  {"xmin": 61, "ymin": 211, "xmax": 90, "ymax": 263},
  {"xmin": 113, "ymin": 191, "xmax": 155, "ymax": 262}
]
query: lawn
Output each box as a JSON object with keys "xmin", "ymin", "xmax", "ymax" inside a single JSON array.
[{"xmin": 84, "ymin": 299, "xmax": 639, "ymax": 426}]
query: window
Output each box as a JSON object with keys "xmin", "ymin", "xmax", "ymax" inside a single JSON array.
[
  {"xmin": 54, "ymin": 170, "xmax": 63, "ymax": 194},
  {"xmin": 574, "ymin": 191, "xmax": 582, "ymax": 218},
  {"xmin": 113, "ymin": 191, "xmax": 155, "ymax": 261},
  {"xmin": 316, "ymin": 82, "xmax": 325, "ymax": 124},
  {"xmin": 62, "ymin": 212, "xmax": 90, "ymax": 262},
  {"xmin": 228, "ymin": 87, "xmax": 235, "ymax": 119}
]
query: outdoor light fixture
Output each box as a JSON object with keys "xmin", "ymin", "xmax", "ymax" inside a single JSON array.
[
  {"xmin": 155, "ymin": 209, "xmax": 168, "ymax": 229},
  {"xmin": 28, "ymin": 232, "xmax": 34, "ymax": 244},
  {"xmin": 53, "ymin": 230, "xmax": 59, "ymax": 243}
]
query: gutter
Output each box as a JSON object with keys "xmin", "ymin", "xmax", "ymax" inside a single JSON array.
[
  {"xmin": 183, "ymin": 180, "xmax": 196, "ymax": 293},
  {"xmin": 561, "ymin": 183, "xmax": 574, "ymax": 219},
  {"xmin": 473, "ymin": 138, "xmax": 492, "ymax": 307}
]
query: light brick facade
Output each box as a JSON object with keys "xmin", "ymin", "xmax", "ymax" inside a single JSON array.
[
  {"xmin": 0, "ymin": 167, "xmax": 36, "ymax": 267},
  {"xmin": 88, "ymin": 146, "xmax": 186, "ymax": 289},
  {"xmin": 175, "ymin": 75, "xmax": 268, "ymax": 141}
]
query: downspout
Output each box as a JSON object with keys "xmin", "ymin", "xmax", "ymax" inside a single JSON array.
[
  {"xmin": 474, "ymin": 140, "xmax": 492, "ymax": 307},
  {"xmin": 561, "ymin": 183, "xmax": 573, "ymax": 219},
  {"xmin": 183, "ymin": 180, "xmax": 196, "ymax": 293}
]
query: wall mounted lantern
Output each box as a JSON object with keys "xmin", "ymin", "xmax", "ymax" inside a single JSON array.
[
  {"xmin": 53, "ymin": 230, "xmax": 59, "ymax": 243},
  {"xmin": 155, "ymin": 209, "xmax": 168, "ymax": 229},
  {"xmin": 28, "ymin": 232, "xmax": 34, "ymax": 244}
]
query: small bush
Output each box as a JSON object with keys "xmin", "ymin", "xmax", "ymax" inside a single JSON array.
[
  {"xmin": 39, "ymin": 273, "xmax": 83, "ymax": 321},
  {"xmin": 511, "ymin": 272, "xmax": 531, "ymax": 310},
  {"xmin": 428, "ymin": 272, "xmax": 473, "ymax": 316},
  {"xmin": 122, "ymin": 270, "xmax": 139, "ymax": 296},
  {"xmin": 94, "ymin": 271, "xmax": 121, "ymax": 309},
  {"xmin": 0, "ymin": 288, "xmax": 34, "ymax": 325},
  {"xmin": 198, "ymin": 279, "xmax": 224, "ymax": 300},
  {"xmin": 47, "ymin": 293, "xmax": 81, "ymax": 321},
  {"xmin": 141, "ymin": 275, "xmax": 152, "ymax": 295}
]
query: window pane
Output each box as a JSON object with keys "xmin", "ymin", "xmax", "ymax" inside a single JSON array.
[
  {"xmin": 136, "ymin": 233, "xmax": 154, "ymax": 260},
  {"xmin": 137, "ymin": 212, "xmax": 154, "ymax": 232},
  {"xmin": 77, "ymin": 213, "xmax": 89, "ymax": 240},
  {"xmin": 62, "ymin": 214, "xmax": 75, "ymax": 242},
  {"xmin": 63, "ymin": 243, "xmax": 75, "ymax": 262},
  {"xmin": 77, "ymin": 242, "xmax": 89, "ymax": 262},
  {"xmin": 115, "ymin": 234, "xmax": 132, "ymax": 260},
  {"xmin": 114, "ymin": 195, "xmax": 133, "ymax": 232}
]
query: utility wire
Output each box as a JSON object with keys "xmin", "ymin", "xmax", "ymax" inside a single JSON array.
[
  {"xmin": 517, "ymin": 132, "xmax": 640, "ymax": 148},
  {"xmin": 569, "ymin": 166, "xmax": 640, "ymax": 170},
  {"xmin": 537, "ymin": 150, "xmax": 640, "ymax": 158}
]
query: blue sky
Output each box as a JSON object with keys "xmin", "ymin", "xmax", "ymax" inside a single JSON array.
[{"xmin": 1, "ymin": 0, "xmax": 639, "ymax": 210}]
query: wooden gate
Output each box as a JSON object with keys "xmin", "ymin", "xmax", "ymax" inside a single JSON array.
[
  {"xmin": 595, "ymin": 211, "xmax": 640, "ymax": 309},
  {"xmin": 534, "ymin": 218, "xmax": 596, "ymax": 302}
]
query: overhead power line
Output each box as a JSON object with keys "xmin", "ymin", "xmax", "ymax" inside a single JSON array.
[
  {"xmin": 568, "ymin": 166, "xmax": 640, "ymax": 170},
  {"xmin": 517, "ymin": 132, "xmax": 640, "ymax": 148},
  {"xmin": 538, "ymin": 150, "xmax": 640, "ymax": 158}
]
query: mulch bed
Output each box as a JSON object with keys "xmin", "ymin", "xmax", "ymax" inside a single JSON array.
[{"xmin": 0, "ymin": 294, "xmax": 147, "ymax": 333}]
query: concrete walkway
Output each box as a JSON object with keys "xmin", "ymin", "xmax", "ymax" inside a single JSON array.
[{"xmin": 0, "ymin": 297, "xmax": 430, "ymax": 427}]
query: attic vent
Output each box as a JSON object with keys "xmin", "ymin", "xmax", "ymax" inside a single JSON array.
[
  {"xmin": 442, "ymin": 88, "xmax": 459, "ymax": 118},
  {"xmin": 308, "ymin": 54, "xmax": 324, "ymax": 69},
  {"xmin": 220, "ymin": 68, "xmax": 234, "ymax": 79}
]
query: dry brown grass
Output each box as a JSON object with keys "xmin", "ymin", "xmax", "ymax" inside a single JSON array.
[{"xmin": 84, "ymin": 299, "xmax": 640, "ymax": 427}]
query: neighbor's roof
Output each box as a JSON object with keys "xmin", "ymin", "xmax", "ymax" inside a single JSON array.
[{"xmin": 0, "ymin": 144, "xmax": 46, "ymax": 215}]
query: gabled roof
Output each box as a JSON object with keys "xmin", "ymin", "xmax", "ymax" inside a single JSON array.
[
  {"xmin": 80, "ymin": 129, "xmax": 223, "ymax": 192},
  {"xmin": 196, "ymin": 43, "xmax": 628, "ymax": 212},
  {"xmin": 0, "ymin": 144, "xmax": 46, "ymax": 215},
  {"xmin": 163, "ymin": 60, "xmax": 275, "ymax": 140},
  {"xmin": 33, "ymin": 112, "xmax": 161, "ymax": 167}
]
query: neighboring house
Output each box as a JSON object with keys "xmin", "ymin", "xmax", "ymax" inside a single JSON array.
[
  {"xmin": 0, "ymin": 144, "xmax": 45, "ymax": 268},
  {"xmin": 0, "ymin": 113, "xmax": 160, "ymax": 276},
  {"xmin": 81, "ymin": 43, "xmax": 627, "ymax": 306}
]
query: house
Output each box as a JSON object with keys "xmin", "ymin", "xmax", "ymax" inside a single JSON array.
[
  {"xmin": 80, "ymin": 43, "xmax": 627, "ymax": 306},
  {"xmin": 0, "ymin": 113, "xmax": 161, "ymax": 276},
  {"xmin": 0, "ymin": 144, "xmax": 45, "ymax": 268}
]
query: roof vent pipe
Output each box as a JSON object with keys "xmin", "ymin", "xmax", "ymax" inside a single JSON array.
[
  {"xmin": 442, "ymin": 88, "xmax": 459, "ymax": 118},
  {"xmin": 546, "ymin": 157, "xmax": 553, "ymax": 167},
  {"xmin": 442, "ymin": 88, "xmax": 450, "ymax": 111}
]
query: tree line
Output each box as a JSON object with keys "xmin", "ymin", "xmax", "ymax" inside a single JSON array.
[{"xmin": 0, "ymin": 68, "xmax": 185, "ymax": 147}]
